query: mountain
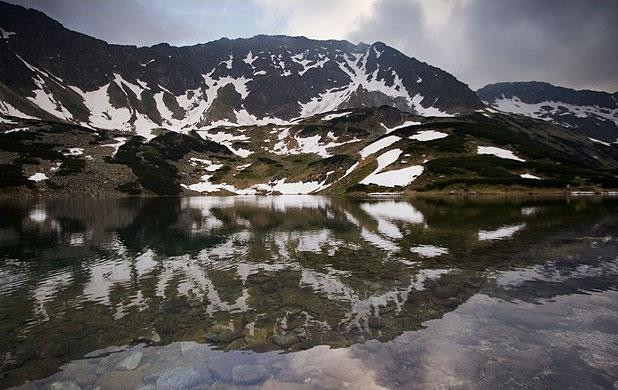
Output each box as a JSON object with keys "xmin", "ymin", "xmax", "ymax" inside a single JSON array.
[
  {"xmin": 1, "ymin": 2, "xmax": 617, "ymax": 196},
  {"xmin": 2, "ymin": 106, "xmax": 617, "ymax": 196},
  {"xmin": 0, "ymin": 1, "xmax": 482, "ymax": 138},
  {"xmin": 478, "ymin": 81, "xmax": 618, "ymax": 143}
]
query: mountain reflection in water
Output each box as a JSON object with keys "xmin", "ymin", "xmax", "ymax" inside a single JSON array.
[{"xmin": 0, "ymin": 196, "xmax": 617, "ymax": 389}]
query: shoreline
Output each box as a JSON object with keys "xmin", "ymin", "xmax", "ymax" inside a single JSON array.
[{"xmin": 2, "ymin": 189, "xmax": 618, "ymax": 199}]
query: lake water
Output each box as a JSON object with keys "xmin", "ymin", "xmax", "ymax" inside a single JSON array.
[{"xmin": 0, "ymin": 196, "xmax": 617, "ymax": 389}]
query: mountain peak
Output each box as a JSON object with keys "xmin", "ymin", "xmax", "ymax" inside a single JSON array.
[
  {"xmin": 479, "ymin": 81, "xmax": 618, "ymax": 142},
  {"xmin": 0, "ymin": 3, "xmax": 483, "ymax": 138}
]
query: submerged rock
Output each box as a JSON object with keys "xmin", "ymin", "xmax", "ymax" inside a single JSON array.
[
  {"xmin": 116, "ymin": 351, "xmax": 143, "ymax": 370},
  {"xmin": 232, "ymin": 364, "xmax": 269, "ymax": 384},
  {"xmin": 95, "ymin": 370, "xmax": 144, "ymax": 390},
  {"xmin": 156, "ymin": 367, "xmax": 208, "ymax": 390},
  {"xmin": 48, "ymin": 381, "xmax": 81, "ymax": 390}
]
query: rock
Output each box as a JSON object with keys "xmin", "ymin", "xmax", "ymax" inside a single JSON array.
[
  {"xmin": 48, "ymin": 381, "xmax": 81, "ymax": 390},
  {"xmin": 231, "ymin": 364, "xmax": 269, "ymax": 384},
  {"xmin": 259, "ymin": 379, "xmax": 316, "ymax": 390},
  {"xmin": 61, "ymin": 361, "xmax": 96, "ymax": 381},
  {"xmin": 73, "ymin": 374, "xmax": 97, "ymax": 387},
  {"xmin": 179, "ymin": 342, "xmax": 200, "ymax": 356},
  {"xmin": 271, "ymin": 333, "xmax": 299, "ymax": 348},
  {"xmin": 136, "ymin": 385, "xmax": 156, "ymax": 390},
  {"xmin": 95, "ymin": 370, "xmax": 145, "ymax": 390},
  {"xmin": 150, "ymin": 331, "xmax": 162, "ymax": 343},
  {"xmin": 136, "ymin": 330, "xmax": 161, "ymax": 344},
  {"xmin": 156, "ymin": 367, "xmax": 207, "ymax": 390},
  {"xmin": 84, "ymin": 345, "xmax": 127, "ymax": 358},
  {"xmin": 116, "ymin": 351, "xmax": 143, "ymax": 370}
]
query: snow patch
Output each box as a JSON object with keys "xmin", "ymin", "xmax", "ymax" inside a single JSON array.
[
  {"xmin": 183, "ymin": 174, "xmax": 241, "ymax": 194},
  {"xmin": 221, "ymin": 54, "xmax": 233, "ymax": 69},
  {"xmin": 0, "ymin": 27, "xmax": 16, "ymax": 39},
  {"xmin": 409, "ymin": 130, "xmax": 448, "ymax": 141},
  {"xmin": 410, "ymin": 94, "xmax": 452, "ymax": 117},
  {"xmin": 360, "ymin": 149, "xmax": 424, "ymax": 187},
  {"xmin": 383, "ymin": 120, "xmax": 421, "ymax": 133},
  {"xmin": 102, "ymin": 137, "xmax": 128, "ymax": 156},
  {"xmin": 189, "ymin": 158, "xmax": 223, "ymax": 172},
  {"xmin": 479, "ymin": 223, "xmax": 526, "ymax": 241},
  {"xmin": 28, "ymin": 173, "xmax": 48, "ymax": 182},
  {"xmin": 322, "ymin": 111, "xmax": 351, "ymax": 121},
  {"xmin": 410, "ymin": 245, "xmax": 449, "ymax": 258},
  {"xmin": 0, "ymin": 101, "xmax": 38, "ymax": 120},
  {"xmin": 63, "ymin": 147, "xmax": 84, "ymax": 157},
  {"xmin": 359, "ymin": 136, "xmax": 401, "ymax": 158},
  {"xmin": 489, "ymin": 96, "xmax": 618, "ymax": 127},
  {"xmin": 477, "ymin": 146, "xmax": 525, "ymax": 162},
  {"xmin": 254, "ymin": 177, "xmax": 330, "ymax": 195},
  {"xmin": 589, "ymin": 137, "xmax": 612, "ymax": 147},
  {"xmin": 243, "ymin": 51, "xmax": 257, "ymax": 66},
  {"xmin": 198, "ymin": 130, "xmax": 252, "ymax": 158}
]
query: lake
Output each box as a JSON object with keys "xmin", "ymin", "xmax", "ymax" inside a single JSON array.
[{"xmin": 0, "ymin": 196, "xmax": 617, "ymax": 389}]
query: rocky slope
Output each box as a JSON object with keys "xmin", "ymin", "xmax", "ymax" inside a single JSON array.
[
  {"xmin": 478, "ymin": 81, "xmax": 618, "ymax": 143},
  {"xmin": 0, "ymin": 1, "xmax": 482, "ymax": 139},
  {"xmin": 2, "ymin": 106, "xmax": 617, "ymax": 195}
]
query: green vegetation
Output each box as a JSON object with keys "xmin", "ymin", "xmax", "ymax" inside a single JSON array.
[{"xmin": 113, "ymin": 137, "xmax": 180, "ymax": 196}]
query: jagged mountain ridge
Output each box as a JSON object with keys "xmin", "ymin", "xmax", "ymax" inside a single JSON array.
[
  {"xmin": 478, "ymin": 81, "xmax": 618, "ymax": 143},
  {"xmin": 0, "ymin": 1, "xmax": 482, "ymax": 139}
]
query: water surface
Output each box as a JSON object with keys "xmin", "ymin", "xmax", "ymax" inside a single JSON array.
[{"xmin": 0, "ymin": 196, "xmax": 617, "ymax": 389}]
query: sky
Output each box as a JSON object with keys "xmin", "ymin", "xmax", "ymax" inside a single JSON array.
[{"xmin": 7, "ymin": 0, "xmax": 618, "ymax": 92}]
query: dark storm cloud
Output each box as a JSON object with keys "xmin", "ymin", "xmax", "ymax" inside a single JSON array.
[{"xmin": 349, "ymin": 0, "xmax": 618, "ymax": 91}]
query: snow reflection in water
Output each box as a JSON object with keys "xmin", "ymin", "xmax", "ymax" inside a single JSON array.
[{"xmin": 0, "ymin": 196, "xmax": 617, "ymax": 389}]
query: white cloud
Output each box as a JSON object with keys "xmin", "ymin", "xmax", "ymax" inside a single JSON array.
[{"xmin": 251, "ymin": 0, "xmax": 378, "ymax": 39}]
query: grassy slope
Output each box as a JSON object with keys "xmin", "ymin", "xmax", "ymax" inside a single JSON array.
[{"xmin": 1, "ymin": 108, "xmax": 617, "ymax": 196}]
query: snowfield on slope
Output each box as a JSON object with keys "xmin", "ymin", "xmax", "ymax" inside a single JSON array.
[
  {"xmin": 359, "ymin": 136, "xmax": 401, "ymax": 158},
  {"xmin": 383, "ymin": 120, "xmax": 421, "ymax": 133},
  {"xmin": 409, "ymin": 130, "xmax": 449, "ymax": 141},
  {"xmin": 487, "ymin": 96, "xmax": 618, "ymax": 127},
  {"xmin": 360, "ymin": 149, "xmax": 424, "ymax": 187},
  {"xmin": 477, "ymin": 146, "xmax": 525, "ymax": 162}
]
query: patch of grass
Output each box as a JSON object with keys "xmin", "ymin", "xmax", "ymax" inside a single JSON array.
[
  {"xmin": 308, "ymin": 154, "xmax": 353, "ymax": 167},
  {"xmin": 149, "ymin": 131, "xmax": 232, "ymax": 161},
  {"xmin": 210, "ymin": 164, "xmax": 232, "ymax": 183},
  {"xmin": 427, "ymin": 155, "xmax": 522, "ymax": 178},
  {"xmin": 257, "ymin": 156, "xmax": 282, "ymax": 166},
  {"xmin": 113, "ymin": 138, "xmax": 180, "ymax": 195}
]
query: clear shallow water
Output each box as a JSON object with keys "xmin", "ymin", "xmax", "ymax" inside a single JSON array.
[{"xmin": 0, "ymin": 196, "xmax": 617, "ymax": 389}]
